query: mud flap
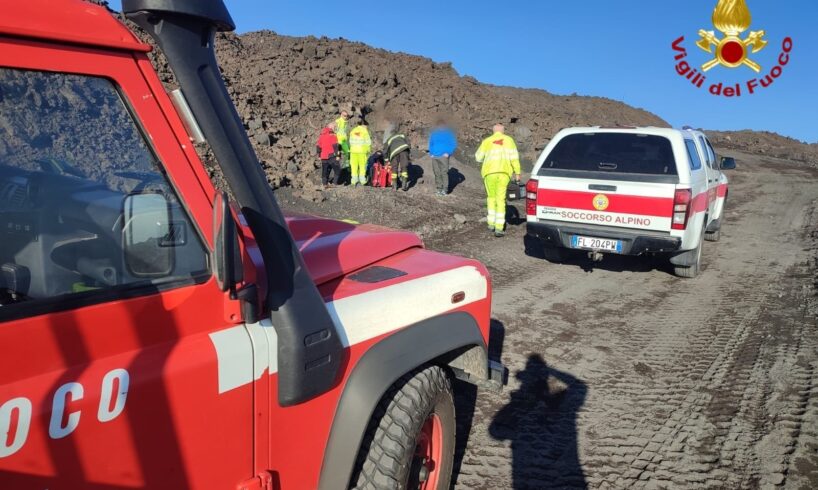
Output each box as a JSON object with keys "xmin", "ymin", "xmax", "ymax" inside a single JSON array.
[
  {"xmin": 669, "ymin": 247, "xmax": 699, "ymax": 267},
  {"xmin": 452, "ymin": 358, "xmax": 508, "ymax": 392},
  {"xmin": 672, "ymin": 221, "xmax": 707, "ymax": 268},
  {"xmin": 487, "ymin": 359, "xmax": 509, "ymax": 390}
]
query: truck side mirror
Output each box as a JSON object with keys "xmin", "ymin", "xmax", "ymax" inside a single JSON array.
[
  {"xmin": 213, "ymin": 191, "xmax": 243, "ymax": 293},
  {"xmin": 123, "ymin": 192, "xmax": 175, "ymax": 277},
  {"xmin": 720, "ymin": 156, "xmax": 737, "ymax": 170}
]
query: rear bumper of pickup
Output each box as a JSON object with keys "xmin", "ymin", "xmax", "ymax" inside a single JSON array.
[{"xmin": 526, "ymin": 220, "xmax": 682, "ymax": 255}]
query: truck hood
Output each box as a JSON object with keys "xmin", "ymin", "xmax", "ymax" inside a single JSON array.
[{"xmin": 285, "ymin": 213, "xmax": 423, "ymax": 285}]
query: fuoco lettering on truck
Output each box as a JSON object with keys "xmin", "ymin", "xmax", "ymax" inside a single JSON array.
[{"xmin": 0, "ymin": 369, "xmax": 130, "ymax": 457}]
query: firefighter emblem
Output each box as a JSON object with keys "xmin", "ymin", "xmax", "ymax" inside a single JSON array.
[
  {"xmin": 592, "ymin": 194, "xmax": 609, "ymax": 211},
  {"xmin": 696, "ymin": 0, "xmax": 767, "ymax": 72}
]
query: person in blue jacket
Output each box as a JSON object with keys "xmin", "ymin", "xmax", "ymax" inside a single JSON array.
[{"xmin": 428, "ymin": 120, "xmax": 458, "ymax": 196}]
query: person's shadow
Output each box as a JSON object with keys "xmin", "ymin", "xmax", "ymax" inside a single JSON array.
[
  {"xmin": 489, "ymin": 354, "xmax": 588, "ymax": 489},
  {"xmin": 447, "ymin": 167, "xmax": 466, "ymax": 193},
  {"xmin": 406, "ymin": 162, "xmax": 424, "ymax": 189},
  {"xmin": 505, "ymin": 204, "xmax": 525, "ymax": 226}
]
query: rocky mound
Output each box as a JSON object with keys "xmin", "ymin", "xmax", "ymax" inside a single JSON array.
[
  {"xmin": 138, "ymin": 28, "xmax": 667, "ymax": 193},
  {"xmin": 705, "ymin": 130, "xmax": 818, "ymax": 167},
  {"xmin": 126, "ymin": 15, "xmax": 817, "ymax": 192}
]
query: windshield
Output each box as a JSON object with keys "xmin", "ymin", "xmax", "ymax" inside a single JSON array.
[
  {"xmin": 541, "ymin": 133, "xmax": 677, "ymax": 176},
  {"xmin": 0, "ymin": 69, "xmax": 161, "ymax": 192},
  {"xmin": 0, "ymin": 67, "xmax": 208, "ymax": 309}
]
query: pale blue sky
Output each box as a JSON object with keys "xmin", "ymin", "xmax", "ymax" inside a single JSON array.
[{"xmin": 110, "ymin": 1, "xmax": 817, "ymax": 143}]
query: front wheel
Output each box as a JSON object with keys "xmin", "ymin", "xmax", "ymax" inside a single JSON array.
[{"xmin": 351, "ymin": 365, "xmax": 455, "ymax": 490}]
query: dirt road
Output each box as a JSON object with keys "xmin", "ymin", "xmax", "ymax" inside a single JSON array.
[
  {"xmin": 283, "ymin": 149, "xmax": 818, "ymax": 488},
  {"xmin": 432, "ymin": 151, "xmax": 818, "ymax": 489}
]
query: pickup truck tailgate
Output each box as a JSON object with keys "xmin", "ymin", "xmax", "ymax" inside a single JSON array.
[
  {"xmin": 534, "ymin": 177, "xmax": 676, "ymax": 233},
  {"xmin": 532, "ymin": 131, "xmax": 682, "ymax": 234}
]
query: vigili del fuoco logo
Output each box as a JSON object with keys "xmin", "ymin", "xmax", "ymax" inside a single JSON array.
[{"xmin": 671, "ymin": 0, "xmax": 793, "ymax": 97}]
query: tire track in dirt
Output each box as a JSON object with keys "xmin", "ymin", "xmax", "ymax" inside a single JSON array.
[
  {"xmin": 449, "ymin": 152, "xmax": 818, "ymax": 489},
  {"xmin": 577, "ymin": 165, "xmax": 813, "ymax": 488}
]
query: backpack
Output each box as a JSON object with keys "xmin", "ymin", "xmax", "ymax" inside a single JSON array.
[{"xmin": 371, "ymin": 162, "xmax": 393, "ymax": 188}]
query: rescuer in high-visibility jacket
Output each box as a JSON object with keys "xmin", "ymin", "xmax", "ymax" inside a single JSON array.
[
  {"xmin": 475, "ymin": 124, "xmax": 521, "ymax": 237},
  {"xmin": 334, "ymin": 110, "xmax": 350, "ymax": 171},
  {"xmin": 348, "ymin": 118, "xmax": 372, "ymax": 186},
  {"xmin": 384, "ymin": 130, "xmax": 411, "ymax": 191}
]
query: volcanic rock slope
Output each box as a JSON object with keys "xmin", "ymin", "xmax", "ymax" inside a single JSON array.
[
  {"xmin": 142, "ymin": 29, "xmax": 818, "ymax": 192},
  {"xmin": 706, "ymin": 130, "xmax": 818, "ymax": 167},
  {"xmin": 149, "ymin": 30, "xmax": 668, "ymax": 190}
]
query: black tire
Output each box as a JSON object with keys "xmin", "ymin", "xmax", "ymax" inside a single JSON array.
[
  {"xmin": 673, "ymin": 236, "xmax": 703, "ymax": 278},
  {"xmin": 350, "ymin": 365, "xmax": 455, "ymax": 490},
  {"xmin": 704, "ymin": 228, "xmax": 721, "ymax": 242}
]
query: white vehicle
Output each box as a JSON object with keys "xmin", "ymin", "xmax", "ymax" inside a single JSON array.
[{"xmin": 525, "ymin": 126, "xmax": 734, "ymax": 278}]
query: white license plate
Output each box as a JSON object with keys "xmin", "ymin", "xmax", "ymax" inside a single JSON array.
[{"xmin": 571, "ymin": 235, "xmax": 622, "ymax": 252}]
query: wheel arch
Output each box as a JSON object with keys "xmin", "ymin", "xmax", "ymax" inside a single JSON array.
[{"xmin": 317, "ymin": 311, "xmax": 487, "ymax": 490}]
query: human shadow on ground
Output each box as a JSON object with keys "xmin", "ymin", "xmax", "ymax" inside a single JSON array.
[
  {"xmin": 447, "ymin": 167, "xmax": 466, "ymax": 193},
  {"xmin": 406, "ymin": 162, "xmax": 424, "ymax": 190},
  {"xmin": 489, "ymin": 354, "xmax": 588, "ymax": 489},
  {"xmin": 506, "ymin": 204, "xmax": 526, "ymax": 226}
]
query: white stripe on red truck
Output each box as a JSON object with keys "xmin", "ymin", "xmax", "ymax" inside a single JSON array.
[{"xmin": 209, "ymin": 266, "xmax": 489, "ymax": 394}]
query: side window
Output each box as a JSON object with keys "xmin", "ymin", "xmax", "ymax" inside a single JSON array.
[
  {"xmin": 684, "ymin": 139, "xmax": 703, "ymax": 170},
  {"xmin": 0, "ymin": 68, "xmax": 208, "ymax": 310},
  {"xmin": 697, "ymin": 136, "xmax": 713, "ymax": 168},
  {"xmin": 704, "ymin": 138, "xmax": 719, "ymax": 170}
]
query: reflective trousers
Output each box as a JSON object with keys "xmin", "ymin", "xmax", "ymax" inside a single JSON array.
[
  {"xmin": 484, "ymin": 173, "xmax": 510, "ymax": 232},
  {"xmin": 350, "ymin": 153, "xmax": 368, "ymax": 185}
]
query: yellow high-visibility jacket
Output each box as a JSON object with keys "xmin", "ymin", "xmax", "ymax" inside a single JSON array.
[
  {"xmin": 475, "ymin": 132, "xmax": 521, "ymax": 178},
  {"xmin": 348, "ymin": 125, "xmax": 372, "ymax": 155},
  {"xmin": 335, "ymin": 117, "xmax": 349, "ymax": 152}
]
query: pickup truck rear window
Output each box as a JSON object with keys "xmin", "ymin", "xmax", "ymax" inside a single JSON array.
[{"xmin": 541, "ymin": 133, "xmax": 678, "ymax": 176}]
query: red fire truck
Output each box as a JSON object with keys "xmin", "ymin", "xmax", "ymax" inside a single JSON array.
[{"xmin": 0, "ymin": 1, "xmax": 502, "ymax": 488}]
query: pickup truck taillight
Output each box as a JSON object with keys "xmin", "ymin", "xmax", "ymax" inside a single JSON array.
[
  {"xmin": 672, "ymin": 189, "xmax": 692, "ymax": 230},
  {"xmin": 526, "ymin": 179, "xmax": 538, "ymax": 216}
]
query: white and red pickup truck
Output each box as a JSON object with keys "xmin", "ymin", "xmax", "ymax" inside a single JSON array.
[{"xmin": 525, "ymin": 127, "xmax": 734, "ymax": 278}]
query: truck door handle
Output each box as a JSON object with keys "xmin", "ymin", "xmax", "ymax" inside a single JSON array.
[{"xmin": 589, "ymin": 184, "xmax": 617, "ymax": 192}]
